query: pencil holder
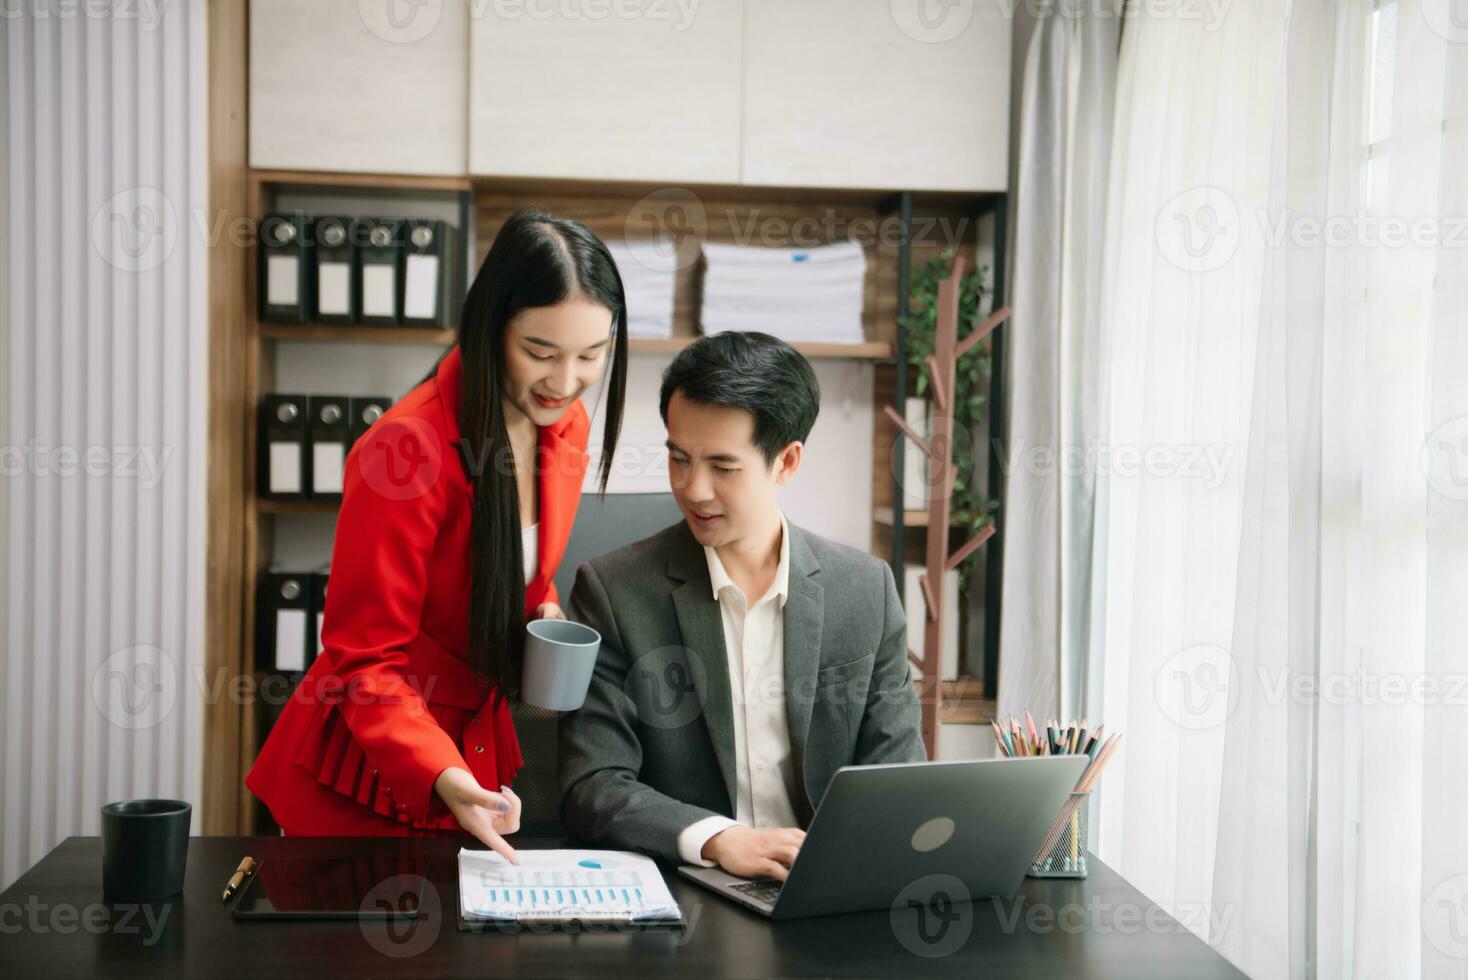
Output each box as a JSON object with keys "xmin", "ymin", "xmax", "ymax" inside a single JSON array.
[{"xmin": 1027, "ymin": 791, "xmax": 1090, "ymax": 879}]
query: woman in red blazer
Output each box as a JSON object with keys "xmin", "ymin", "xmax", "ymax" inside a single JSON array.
[{"xmin": 247, "ymin": 210, "xmax": 628, "ymax": 862}]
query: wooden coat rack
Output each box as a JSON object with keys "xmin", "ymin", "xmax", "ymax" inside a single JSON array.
[{"xmin": 883, "ymin": 255, "xmax": 1011, "ymax": 758}]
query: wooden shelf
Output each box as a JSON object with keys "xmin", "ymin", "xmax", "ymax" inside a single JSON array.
[
  {"xmin": 259, "ymin": 323, "xmax": 457, "ymax": 345},
  {"xmin": 874, "ymin": 506, "xmax": 962, "ymax": 528},
  {"xmin": 630, "ymin": 336, "xmax": 892, "ymax": 360},
  {"xmin": 250, "ymin": 168, "xmax": 473, "ymax": 193},
  {"xmin": 257, "ymin": 498, "xmax": 338, "ymax": 515},
  {"xmin": 943, "ymin": 696, "xmax": 997, "ymax": 726},
  {"xmin": 912, "ymin": 678, "xmax": 994, "ymax": 725},
  {"xmin": 471, "ymin": 173, "xmax": 1003, "ymax": 213}
]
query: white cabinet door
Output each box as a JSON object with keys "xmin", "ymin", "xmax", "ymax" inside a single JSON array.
[
  {"xmin": 742, "ymin": 0, "xmax": 1011, "ymax": 191},
  {"xmin": 250, "ymin": 0, "xmax": 467, "ymax": 175},
  {"xmin": 469, "ymin": 1, "xmax": 743, "ymax": 182}
]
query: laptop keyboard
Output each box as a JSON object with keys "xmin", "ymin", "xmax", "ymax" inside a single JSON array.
[{"xmin": 730, "ymin": 879, "xmax": 783, "ymax": 906}]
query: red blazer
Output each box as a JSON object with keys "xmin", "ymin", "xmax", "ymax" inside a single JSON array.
[{"xmin": 245, "ymin": 346, "xmax": 591, "ymax": 835}]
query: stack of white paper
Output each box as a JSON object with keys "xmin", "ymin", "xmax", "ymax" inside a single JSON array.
[
  {"xmin": 700, "ymin": 240, "xmax": 868, "ymax": 345},
  {"xmin": 606, "ymin": 239, "xmax": 678, "ymax": 340},
  {"xmin": 458, "ymin": 848, "xmax": 682, "ymax": 924}
]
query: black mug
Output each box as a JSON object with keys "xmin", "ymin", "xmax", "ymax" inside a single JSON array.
[{"xmin": 101, "ymin": 799, "xmax": 191, "ymax": 901}]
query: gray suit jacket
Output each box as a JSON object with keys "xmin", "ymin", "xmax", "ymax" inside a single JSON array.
[{"xmin": 558, "ymin": 519, "xmax": 926, "ymax": 863}]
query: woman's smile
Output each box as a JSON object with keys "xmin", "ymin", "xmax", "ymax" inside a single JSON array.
[{"xmin": 533, "ymin": 391, "xmax": 571, "ymax": 410}]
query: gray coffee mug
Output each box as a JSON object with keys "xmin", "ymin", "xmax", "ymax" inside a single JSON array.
[{"xmin": 521, "ymin": 619, "xmax": 601, "ymax": 711}]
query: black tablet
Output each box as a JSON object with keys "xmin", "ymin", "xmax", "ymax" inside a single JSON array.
[{"xmin": 231, "ymin": 855, "xmax": 430, "ymax": 920}]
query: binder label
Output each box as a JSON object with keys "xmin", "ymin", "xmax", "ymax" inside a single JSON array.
[
  {"xmin": 317, "ymin": 262, "xmax": 351, "ymax": 316},
  {"xmin": 312, "ymin": 442, "xmax": 346, "ymax": 494},
  {"xmin": 265, "ymin": 255, "xmax": 299, "ymax": 307},
  {"xmin": 404, "ymin": 253, "xmax": 440, "ymax": 320},
  {"xmin": 268, "ymin": 441, "xmax": 302, "ymax": 494},
  {"xmin": 362, "ymin": 264, "xmax": 396, "ymax": 318}
]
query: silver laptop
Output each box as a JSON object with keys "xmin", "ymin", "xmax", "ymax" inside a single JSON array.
[{"xmin": 677, "ymin": 755, "xmax": 1088, "ymax": 920}]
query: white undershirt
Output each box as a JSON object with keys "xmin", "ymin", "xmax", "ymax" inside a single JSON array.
[
  {"xmin": 523, "ymin": 523, "xmax": 538, "ymax": 584},
  {"xmin": 677, "ymin": 512, "xmax": 798, "ymax": 867}
]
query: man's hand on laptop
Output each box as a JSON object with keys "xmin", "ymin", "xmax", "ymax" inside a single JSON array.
[{"xmin": 702, "ymin": 826, "xmax": 806, "ymax": 881}]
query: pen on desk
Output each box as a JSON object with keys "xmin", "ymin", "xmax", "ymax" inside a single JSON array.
[{"xmin": 222, "ymin": 856, "xmax": 257, "ymax": 902}]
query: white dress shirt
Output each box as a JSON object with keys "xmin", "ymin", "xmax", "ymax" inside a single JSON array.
[
  {"xmin": 677, "ymin": 513, "xmax": 801, "ymax": 866},
  {"xmin": 523, "ymin": 523, "xmax": 538, "ymax": 584}
]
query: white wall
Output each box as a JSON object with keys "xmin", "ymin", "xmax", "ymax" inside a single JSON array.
[{"xmin": 1, "ymin": 1, "xmax": 208, "ymax": 890}]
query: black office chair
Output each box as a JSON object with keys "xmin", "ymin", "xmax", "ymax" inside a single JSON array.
[{"xmin": 512, "ymin": 492, "xmax": 684, "ymax": 837}]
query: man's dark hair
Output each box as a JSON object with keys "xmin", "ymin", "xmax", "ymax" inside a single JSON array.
[{"xmin": 659, "ymin": 332, "xmax": 821, "ymax": 464}]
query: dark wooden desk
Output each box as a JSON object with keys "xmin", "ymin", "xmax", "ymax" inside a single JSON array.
[{"xmin": 0, "ymin": 836, "xmax": 1246, "ymax": 979}]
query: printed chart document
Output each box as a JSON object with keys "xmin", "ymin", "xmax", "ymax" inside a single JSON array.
[{"xmin": 458, "ymin": 848, "xmax": 683, "ymax": 925}]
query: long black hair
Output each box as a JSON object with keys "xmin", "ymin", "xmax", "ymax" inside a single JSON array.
[{"xmin": 448, "ymin": 208, "xmax": 627, "ymax": 701}]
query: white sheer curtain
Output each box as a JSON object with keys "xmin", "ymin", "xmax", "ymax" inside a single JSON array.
[
  {"xmin": 998, "ymin": 4, "xmax": 1119, "ymax": 724},
  {"xmin": 1089, "ymin": 0, "xmax": 1468, "ymax": 976}
]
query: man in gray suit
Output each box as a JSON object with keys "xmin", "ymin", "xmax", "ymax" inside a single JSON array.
[{"xmin": 559, "ymin": 332, "xmax": 925, "ymax": 883}]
